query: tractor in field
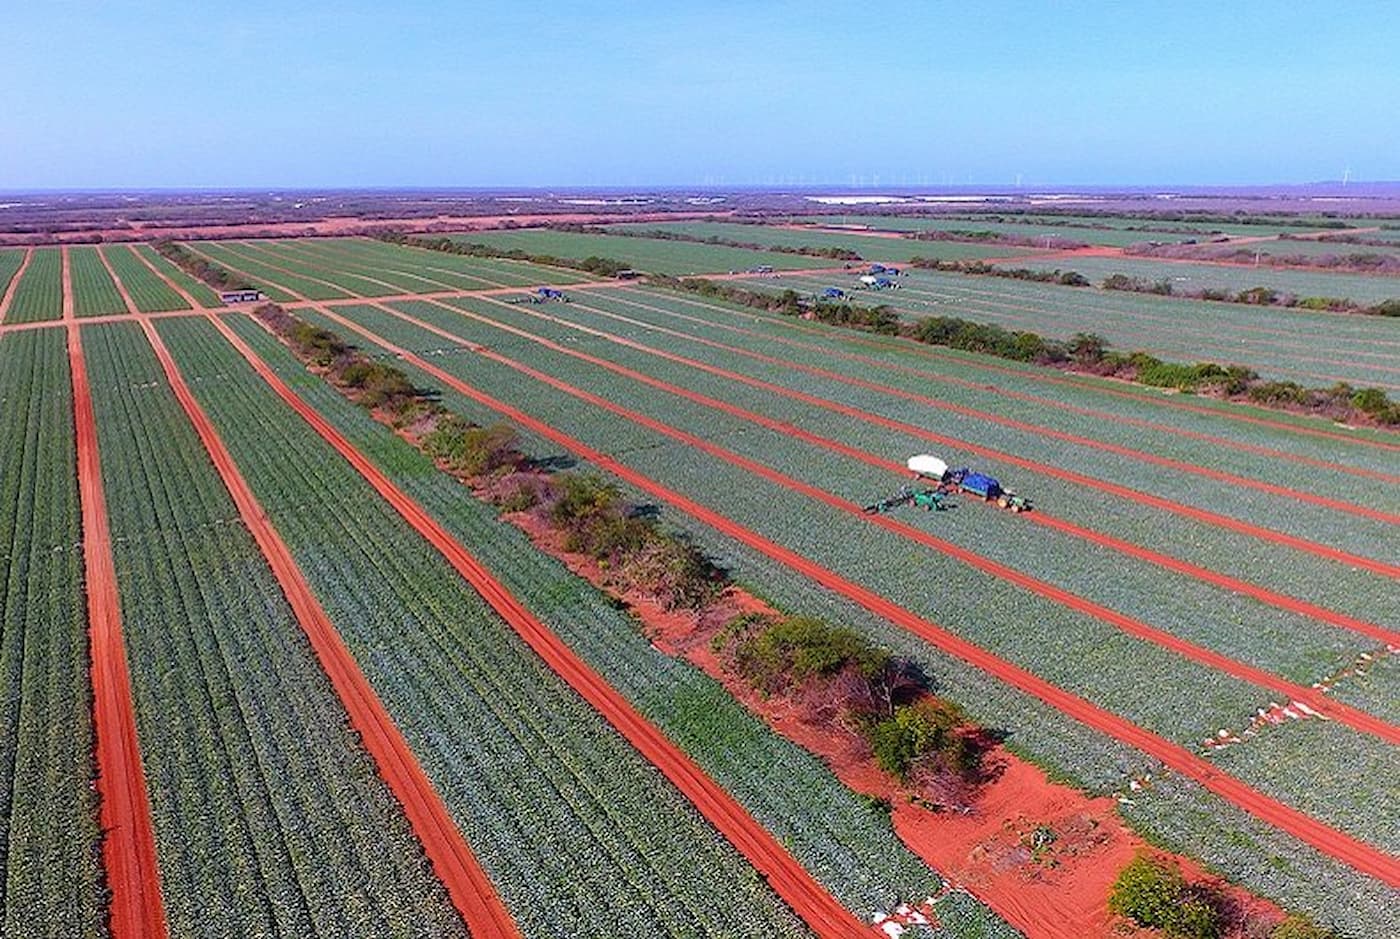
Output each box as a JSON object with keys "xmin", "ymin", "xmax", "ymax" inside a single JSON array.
[
  {"xmin": 863, "ymin": 485, "xmax": 949, "ymax": 515},
  {"xmin": 510, "ymin": 287, "xmax": 571, "ymax": 304},
  {"xmin": 906, "ymin": 454, "xmax": 1032, "ymax": 513}
]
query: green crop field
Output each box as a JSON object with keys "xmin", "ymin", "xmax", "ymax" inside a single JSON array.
[
  {"xmin": 7, "ymin": 228, "xmax": 1396, "ymax": 938},
  {"xmin": 131, "ymin": 244, "xmax": 223, "ymax": 307},
  {"xmin": 100, "ymin": 245, "xmax": 190, "ymax": 312},
  {"xmin": 68, "ymin": 245, "xmax": 128, "ymax": 317},
  {"xmin": 994, "ymin": 253, "xmax": 1400, "ymax": 305},
  {"xmin": 155, "ymin": 313, "xmax": 989, "ymax": 937},
  {"xmin": 608, "ymin": 220, "xmax": 1048, "ymax": 262},
  {"xmin": 793, "ymin": 213, "xmax": 1344, "ymax": 247},
  {"xmin": 0, "ymin": 249, "xmax": 26, "ymax": 308},
  {"xmin": 0, "ymin": 330, "xmax": 105, "ymax": 939},
  {"xmin": 5, "ymin": 247, "xmax": 63, "ymax": 323},
  {"xmin": 450, "ymin": 228, "xmax": 840, "ymax": 275},
  {"xmin": 220, "ymin": 311, "xmax": 1014, "ymax": 936},
  {"xmin": 298, "ymin": 286, "xmax": 1398, "ymax": 933},
  {"xmin": 772, "ymin": 269, "xmax": 1400, "ymax": 389}
]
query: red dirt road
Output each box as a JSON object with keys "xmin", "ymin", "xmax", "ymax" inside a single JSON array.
[
  {"xmin": 492, "ymin": 295, "xmax": 1400, "ymax": 577},
  {"xmin": 209, "ymin": 312, "xmax": 875, "ymax": 938},
  {"xmin": 404, "ymin": 298, "xmax": 1399, "ymax": 649},
  {"xmin": 315, "ymin": 307, "xmax": 1400, "ymax": 889},
  {"xmin": 361, "ymin": 300, "xmax": 1400, "ymax": 746},
  {"xmin": 138, "ymin": 319, "xmax": 521, "ymax": 939},
  {"xmin": 61, "ymin": 245, "xmax": 74, "ymax": 320},
  {"xmin": 0, "ymin": 246, "xmax": 33, "ymax": 322},
  {"xmin": 67, "ymin": 321, "xmax": 169, "ymax": 938}
]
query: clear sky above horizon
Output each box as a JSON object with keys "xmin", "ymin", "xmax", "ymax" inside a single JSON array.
[{"xmin": 4, "ymin": 1, "xmax": 1397, "ymax": 189}]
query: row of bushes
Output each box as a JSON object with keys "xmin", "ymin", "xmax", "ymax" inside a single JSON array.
[
  {"xmin": 656, "ymin": 278, "xmax": 1400, "ymax": 426},
  {"xmin": 1110, "ymin": 855, "xmax": 1333, "ymax": 939},
  {"xmin": 907, "ymin": 228, "xmax": 1090, "ymax": 250},
  {"xmin": 551, "ymin": 223, "xmax": 863, "ymax": 261},
  {"xmin": 253, "ymin": 303, "xmax": 718, "ymax": 610},
  {"xmin": 376, "ymin": 231, "xmax": 633, "ymax": 277},
  {"xmin": 650, "ymin": 275, "xmax": 903, "ymax": 334},
  {"xmin": 1101, "ymin": 271, "xmax": 1400, "ymax": 316},
  {"xmin": 153, "ymin": 239, "xmax": 252, "ymax": 291},
  {"xmin": 906, "ymin": 256, "xmax": 1092, "ymax": 286},
  {"xmin": 711, "ymin": 612, "xmax": 988, "ymax": 794}
]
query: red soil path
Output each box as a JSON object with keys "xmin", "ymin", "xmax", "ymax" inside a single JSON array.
[
  {"xmin": 359, "ymin": 301, "xmax": 1400, "ymax": 747},
  {"xmin": 554, "ymin": 297, "xmax": 1400, "ymax": 528},
  {"xmin": 404, "ymin": 298, "xmax": 1398, "ymax": 648},
  {"xmin": 209, "ymin": 312, "xmax": 875, "ymax": 938},
  {"xmin": 0, "ymin": 246, "xmax": 33, "ymax": 322},
  {"xmin": 624, "ymin": 291, "xmax": 1400, "ymax": 483},
  {"xmin": 67, "ymin": 320, "xmax": 169, "ymax": 938},
  {"xmin": 95, "ymin": 245, "xmax": 137, "ymax": 314},
  {"xmin": 61, "ymin": 245, "xmax": 74, "ymax": 320},
  {"xmin": 129, "ymin": 248, "xmax": 208, "ymax": 310},
  {"xmin": 487, "ymin": 295, "xmax": 1399, "ymax": 577},
  {"xmin": 312, "ymin": 305, "xmax": 1400, "ymax": 888},
  {"xmin": 138, "ymin": 318, "xmax": 521, "ymax": 939}
]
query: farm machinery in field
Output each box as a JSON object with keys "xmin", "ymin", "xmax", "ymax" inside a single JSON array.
[
  {"xmin": 510, "ymin": 287, "xmax": 571, "ymax": 304},
  {"xmin": 907, "ymin": 453, "xmax": 1032, "ymax": 512},
  {"xmin": 864, "ymin": 454, "xmax": 1032, "ymax": 515},
  {"xmin": 863, "ymin": 485, "xmax": 949, "ymax": 515}
]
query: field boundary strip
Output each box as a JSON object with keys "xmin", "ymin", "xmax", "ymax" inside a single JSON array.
[
  {"xmin": 0, "ymin": 247, "xmax": 33, "ymax": 322},
  {"xmin": 67, "ymin": 321, "xmax": 169, "ymax": 938},
  {"xmin": 95, "ymin": 245, "xmax": 138, "ymax": 314},
  {"xmin": 466, "ymin": 293, "xmax": 1400, "ymax": 578},
  {"xmin": 361, "ymin": 299, "xmax": 1400, "ymax": 746},
  {"xmin": 61, "ymin": 246, "xmax": 74, "ymax": 320},
  {"xmin": 301, "ymin": 303, "xmax": 1400, "ymax": 889},
  {"xmin": 403, "ymin": 296, "xmax": 1398, "ymax": 647},
  {"xmin": 208, "ymin": 310, "xmax": 878, "ymax": 939},
  {"xmin": 137, "ymin": 318, "xmax": 523, "ymax": 939},
  {"xmin": 606, "ymin": 290, "xmax": 1400, "ymax": 485},
  {"xmin": 550, "ymin": 295, "xmax": 1399, "ymax": 526},
  {"xmin": 649, "ymin": 284, "xmax": 1400, "ymax": 452}
]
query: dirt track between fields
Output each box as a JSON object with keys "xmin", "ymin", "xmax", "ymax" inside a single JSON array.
[
  {"xmin": 139, "ymin": 318, "xmax": 521, "ymax": 939},
  {"xmin": 211, "ymin": 311, "xmax": 875, "ymax": 938},
  {"xmin": 303, "ymin": 305, "xmax": 1400, "ymax": 889},
  {"xmin": 410, "ymin": 295, "xmax": 1400, "ymax": 649},
  {"xmin": 67, "ymin": 319, "xmax": 169, "ymax": 938}
]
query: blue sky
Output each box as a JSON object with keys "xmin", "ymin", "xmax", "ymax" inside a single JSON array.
[{"xmin": 3, "ymin": 1, "xmax": 1397, "ymax": 188}]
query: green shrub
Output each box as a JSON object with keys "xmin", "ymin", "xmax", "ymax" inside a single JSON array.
[
  {"xmin": 734, "ymin": 616, "xmax": 891, "ymax": 693},
  {"xmin": 1109, "ymin": 855, "xmax": 1222, "ymax": 939},
  {"xmin": 867, "ymin": 698, "xmax": 968, "ymax": 782},
  {"xmin": 1270, "ymin": 914, "xmax": 1334, "ymax": 939},
  {"xmin": 422, "ymin": 418, "xmax": 520, "ymax": 476}
]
